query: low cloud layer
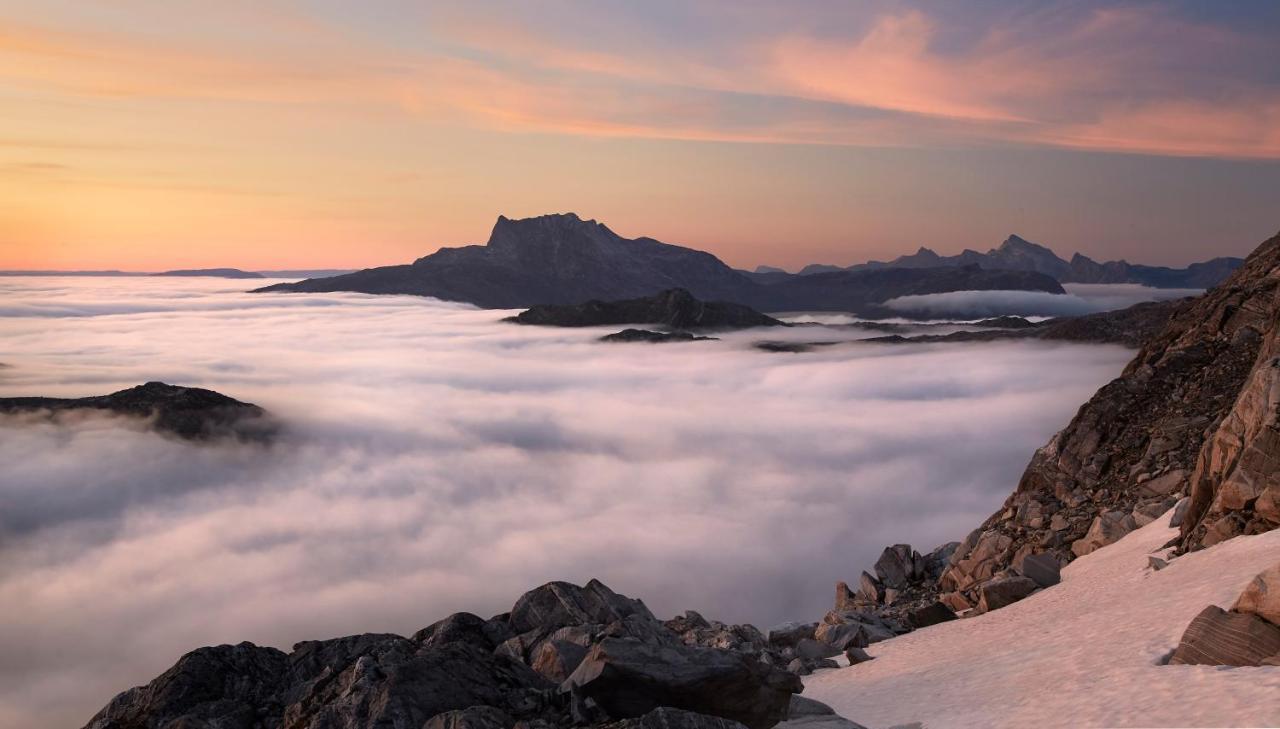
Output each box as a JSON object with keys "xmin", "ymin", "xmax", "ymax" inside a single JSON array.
[
  {"xmin": 884, "ymin": 284, "xmax": 1202, "ymax": 319},
  {"xmin": 0, "ymin": 278, "xmax": 1134, "ymax": 726}
]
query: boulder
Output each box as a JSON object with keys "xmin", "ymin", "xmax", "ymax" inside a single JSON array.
[
  {"xmin": 1016, "ymin": 552, "xmax": 1061, "ymax": 588},
  {"xmin": 843, "ymin": 646, "xmax": 873, "ymax": 665},
  {"xmin": 509, "ymin": 579, "xmax": 656, "ymax": 634},
  {"xmin": 1231, "ymin": 563, "xmax": 1280, "ymax": 625},
  {"xmin": 767, "ymin": 622, "xmax": 817, "ymax": 648},
  {"xmin": 529, "ymin": 639, "xmax": 589, "ymax": 683},
  {"xmin": 940, "ymin": 531, "xmax": 1012, "ymax": 592},
  {"xmin": 1148, "ymin": 556, "xmax": 1169, "ymax": 571},
  {"xmin": 813, "ymin": 622, "xmax": 867, "ymax": 652},
  {"xmin": 1139, "ymin": 469, "xmax": 1186, "ymax": 497},
  {"xmin": 856, "ymin": 572, "xmax": 883, "ymax": 604},
  {"xmin": 976, "ymin": 576, "xmax": 1038, "ymax": 613},
  {"xmin": 424, "ymin": 706, "xmax": 515, "ymax": 729},
  {"xmin": 1168, "ymin": 497, "xmax": 1191, "ymax": 528},
  {"xmin": 939, "ymin": 591, "xmax": 972, "ymax": 613},
  {"xmin": 794, "ymin": 638, "xmax": 841, "ymax": 661},
  {"xmin": 907, "ymin": 602, "xmax": 957, "ymax": 629},
  {"xmin": 834, "ymin": 582, "xmax": 858, "ymax": 612},
  {"xmin": 873, "ymin": 545, "xmax": 916, "ymax": 589},
  {"xmin": 922, "ymin": 542, "xmax": 961, "ymax": 579},
  {"xmin": 1168, "ymin": 605, "xmax": 1280, "ymax": 666},
  {"xmin": 563, "ymin": 638, "xmax": 801, "ymax": 729},
  {"xmin": 1071, "ymin": 510, "xmax": 1137, "ymax": 557}
]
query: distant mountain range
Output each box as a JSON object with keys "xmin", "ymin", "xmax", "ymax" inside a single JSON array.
[
  {"xmin": 152, "ymin": 268, "xmax": 264, "ymax": 279},
  {"xmin": 256, "ymin": 213, "xmax": 1064, "ymax": 314},
  {"xmin": 781, "ymin": 235, "xmax": 1242, "ymax": 289}
]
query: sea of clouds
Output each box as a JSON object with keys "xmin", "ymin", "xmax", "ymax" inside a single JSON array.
[{"xmin": 0, "ymin": 277, "xmax": 1137, "ymax": 727}]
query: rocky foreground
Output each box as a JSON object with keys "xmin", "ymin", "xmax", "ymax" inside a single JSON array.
[
  {"xmin": 83, "ymin": 579, "xmax": 877, "ymax": 729},
  {"xmin": 0, "ymin": 381, "xmax": 274, "ymax": 442}
]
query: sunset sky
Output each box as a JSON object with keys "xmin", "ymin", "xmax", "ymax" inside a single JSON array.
[{"xmin": 3, "ymin": 1, "xmax": 1280, "ymax": 271}]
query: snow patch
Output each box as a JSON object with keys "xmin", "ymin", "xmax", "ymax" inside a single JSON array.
[{"xmin": 803, "ymin": 512, "xmax": 1280, "ymax": 728}]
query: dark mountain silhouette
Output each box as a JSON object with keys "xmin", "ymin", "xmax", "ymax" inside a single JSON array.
[
  {"xmin": 256, "ymin": 213, "xmax": 1062, "ymax": 314},
  {"xmin": 507, "ymin": 289, "xmax": 783, "ymax": 329},
  {"xmin": 0, "ymin": 382, "xmax": 275, "ymax": 442},
  {"xmin": 152, "ymin": 268, "xmax": 265, "ymax": 279},
  {"xmin": 800, "ymin": 234, "xmax": 1243, "ymax": 289}
]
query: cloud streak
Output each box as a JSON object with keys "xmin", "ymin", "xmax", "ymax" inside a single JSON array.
[{"xmin": 0, "ymin": 277, "xmax": 1135, "ymax": 726}]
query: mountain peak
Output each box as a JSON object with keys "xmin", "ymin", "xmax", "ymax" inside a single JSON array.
[{"xmin": 997, "ymin": 234, "xmax": 1054, "ymax": 255}]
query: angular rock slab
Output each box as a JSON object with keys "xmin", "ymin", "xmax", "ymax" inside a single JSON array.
[
  {"xmin": 977, "ymin": 576, "xmax": 1039, "ymax": 613},
  {"xmin": 563, "ymin": 638, "xmax": 801, "ymax": 729},
  {"xmin": 1231, "ymin": 562, "xmax": 1280, "ymax": 626},
  {"xmin": 1168, "ymin": 605, "xmax": 1280, "ymax": 666},
  {"xmin": 1016, "ymin": 552, "xmax": 1062, "ymax": 588}
]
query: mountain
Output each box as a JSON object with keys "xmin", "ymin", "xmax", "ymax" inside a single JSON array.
[
  {"xmin": 756, "ymin": 264, "xmax": 1063, "ymax": 313},
  {"xmin": 507, "ymin": 288, "xmax": 783, "ymax": 329},
  {"xmin": 257, "ymin": 214, "xmax": 1064, "ymax": 314},
  {"xmin": 0, "ymin": 382, "xmax": 275, "ymax": 442},
  {"xmin": 256, "ymin": 213, "xmax": 755, "ymax": 309},
  {"xmin": 802, "ymin": 234, "xmax": 1244, "ymax": 289},
  {"xmin": 152, "ymin": 268, "xmax": 265, "ymax": 279},
  {"xmin": 937, "ymin": 228, "xmax": 1280, "ymax": 606}
]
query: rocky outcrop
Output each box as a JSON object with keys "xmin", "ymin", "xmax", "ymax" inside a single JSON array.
[
  {"xmin": 0, "ymin": 381, "xmax": 275, "ymax": 442},
  {"xmin": 600, "ymin": 329, "xmax": 717, "ymax": 343},
  {"xmin": 83, "ymin": 579, "xmax": 818, "ymax": 729},
  {"xmin": 509, "ymin": 289, "xmax": 781, "ymax": 330},
  {"xmin": 1168, "ymin": 606, "xmax": 1280, "ymax": 666},
  {"xmin": 938, "ymin": 230, "xmax": 1280, "ymax": 608}
]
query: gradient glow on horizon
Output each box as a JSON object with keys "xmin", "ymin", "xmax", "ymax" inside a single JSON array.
[{"xmin": 2, "ymin": 0, "xmax": 1280, "ymax": 271}]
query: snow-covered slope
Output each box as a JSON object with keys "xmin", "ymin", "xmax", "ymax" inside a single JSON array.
[{"xmin": 804, "ymin": 511, "xmax": 1280, "ymax": 728}]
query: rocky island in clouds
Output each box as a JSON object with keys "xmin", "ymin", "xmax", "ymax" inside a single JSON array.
[{"xmin": 3, "ymin": 2, "xmax": 1280, "ymax": 728}]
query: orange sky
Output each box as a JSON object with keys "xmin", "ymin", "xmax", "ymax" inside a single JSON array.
[{"xmin": 3, "ymin": 1, "xmax": 1280, "ymax": 271}]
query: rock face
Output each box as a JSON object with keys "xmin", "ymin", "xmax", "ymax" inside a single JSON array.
[
  {"xmin": 82, "ymin": 580, "xmax": 808, "ymax": 729},
  {"xmin": 1232, "ymin": 563, "xmax": 1280, "ymax": 626},
  {"xmin": 0, "ymin": 381, "xmax": 275, "ymax": 442},
  {"xmin": 510, "ymin": 289, "xmax": 782, "ymax": 330},
  {"xmin": 939, "ymin": 230, "xmax": 1280, "ymax": 607},
  {"xmin": 256, "ymin": 213, "xmax": 1068, "ymax": 313}
]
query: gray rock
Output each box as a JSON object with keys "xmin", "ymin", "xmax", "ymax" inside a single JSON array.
[
  {"xmin": 1148, "ymin": 556, "xmax": 1169, "ymax": 571},
  {"xmin": 1016, "ymin": 552, "xmax": 1061, "ymax": 588},
  {"xmin": 843, "ymin": 646, "xmax": 874, "ymax": 665},
  {"xmin": 564, "ymin": 638, "xmax": 801, "ymax": 729},
  {"xmin": 873, "ymin": 545, "xmax": 916, "ymax": 589},
  {"xmin": 857, "ymin": 572, "xmax": 883, "ymax": 604},
  {"xmin": 1168, "ymin": 605, "xmax": 1280, "ymax": 666},
  {"xmin": 977, "ymin": 576, "xmax": 1039, "ymax": 613},
  {"xmin": 813, "ymin": 622, "xmax": 867, "ymax": 652},
  {"xmin": 509, "ymin": 579, "xmax": 655, "ymax": 634},
  {"xmin": 1169, "ymin": 497, "xmax": 1191, "ymax": 528},
  {"xmin": 767, "ymin": 622, "xmax": 818, "ymax": 648},
  {"xmin": 794, "ymin": 638, "xmax": 841, "ymax": 661},
  {"xmin": 907, "ymin": 601, "xmax": 957, "ymax": 629}
]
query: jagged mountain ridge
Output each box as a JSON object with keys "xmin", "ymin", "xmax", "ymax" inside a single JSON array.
[
  {"xmin": 798, "ymin": 234, "xmax": 1243, "ymax": 289},
  {"xmin": 255, "ymin": 213, "xmax": 1063, "ymax": 313}
]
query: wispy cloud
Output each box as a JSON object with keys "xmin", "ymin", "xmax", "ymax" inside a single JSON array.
[{"xmin": 2, "ymin": 2, "xmax": 1278, "ymax": 157}]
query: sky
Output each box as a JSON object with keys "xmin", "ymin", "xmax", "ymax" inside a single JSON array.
[
  {"xmin": 0, "ymin": 276, "xmax": 1135, "ymax": 726},
  {"xmin": 2, "ymin": 0, "xmax": 1280, "ymax": 271}
]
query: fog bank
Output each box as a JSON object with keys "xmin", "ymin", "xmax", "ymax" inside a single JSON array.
[{"xmin": 0, "ymin": 277, "xmax": 1134, "ymax": 727}]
